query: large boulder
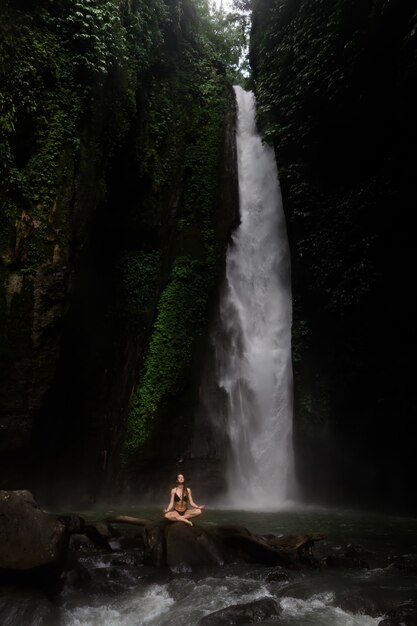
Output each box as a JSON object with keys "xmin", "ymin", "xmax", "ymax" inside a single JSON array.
[
  {"xmin": 338, "ymin": 593, "xmax": 385, "ymax": 617},
  {"xmin": 0, "ymin": 587, "xmax": 57, "ymax": 626},
  {"xmin": 165, "ymin": 522, "xmax": 224, "ymax": 567},
  {"xmin": 198, "ymin": 597, "xmax": 281, "ymax": 625},
  {"xmin": 379, "ymin": 601, "xmax": 417, "ymax": 626},
  {"xmin": 0, "ymin": 490, "xmax": 67, "ymax": 590}
]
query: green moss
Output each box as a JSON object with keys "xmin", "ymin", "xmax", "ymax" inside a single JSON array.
[
  {"xmin": 122, "ymin": 251, "xmax": 161, "ymax": 313},
  {"xmin": 124, "ymin": 256, "xmax": 210, "ymax": 456},
  {"xmin": 1, "ymin": 0, "xmax": 235, "ymax": 471},
  {"xmin": 122, "ymin": 5, "xmax": 231, "ymax": 461}
]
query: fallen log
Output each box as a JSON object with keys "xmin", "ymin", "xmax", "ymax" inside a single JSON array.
[
  {"xmin": 267, "ymin": 533, "xmax": 326, "ymax": 556},
  {"xmin": 100, "ymin": 519, "xmax": 325, "ymax": 568},
  {"xmin": 104, "ymin": 515, "xmax": 153, "ymax": 526}
]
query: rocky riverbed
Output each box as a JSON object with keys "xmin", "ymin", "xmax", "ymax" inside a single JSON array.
[{"xmin": 1, "ymin": 491, "xmax": 417, "ymax": 625}]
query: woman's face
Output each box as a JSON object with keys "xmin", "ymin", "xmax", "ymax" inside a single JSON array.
[{"xmin": 177, "ymin": 474, "xmax": 185, "ymax": 484}]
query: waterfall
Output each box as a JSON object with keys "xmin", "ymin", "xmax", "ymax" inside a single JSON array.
[{"xmin": 193, "ymin": 86, "xmax": 295, "ymax": 509}]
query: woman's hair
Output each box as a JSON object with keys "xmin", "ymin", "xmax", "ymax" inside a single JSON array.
[{"xmin": 175, "ymin": 474, "xmax": 187, "ymax": 502}]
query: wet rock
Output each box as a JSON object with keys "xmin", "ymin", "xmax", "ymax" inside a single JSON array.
[
  {"xmin": 83, "ymin": 566, "xmax": 135, "ymax": 596},
  {"xmin": 165, "ymin": 522, "xmax": 224, "ymax": 567},
  {"xmin": 106, "ymin": 517, "xmax": 326, "ymax": 569},
  {"xmin": 0, "ymin": 587, "xmax": 58, "ymax": 626},
  {"xmin": 84, "ymin": 524, "xmax": 113, "ymax": 549},
  {"xmin": 267, "ymin": 532, "xmax": 325, "ymax": 568},
  {"xmin": 111, "ymin": 550, "xmax": 143, "ymax": 568},
  {"xmin": 144, "ymin": 522, "xmax": 166, "ymax": 566},
  {"xmin": 65, "ymin": 563, "xmax": 92, "ymax": 592},
  {"xmin": 0, "ymin": 490, "xmax": 67, "ymax": 591},
  {"xmin": 118, "ymin": 532, "xmax": 145, "ymax": 551},
  {"xmin": 211, "ymin": 525, "xmax": 295, "ymax": 567},
  {"xmin": 344, "ymin": 543, "xmax": 375, "ymax": 560},
  {"xmin": 56, "ymin": 514, "xmax": 86, "ymax": 534},
  {"xmin": 379, "ymin": 600, "xmax": 417, "ymax": 625},
  {"xmin": 108, "ymin": 539, "xmax": 121, "ymax": 551},
  {"xmin": 91, "ymin": 521, "xmax": 120, "ymax": 539},
  {"xmin": 387, "ymin": 554, "xmax": 417, "ymax": 574},
  {"xmin": 65, "ymin": 561, "xmax": 135, "ymax": 597},
  {"xmin": 265, "ymin": 567, "xmax": 292, "ymax": 583},
  {"xmin": 338, "ymin": 593, "xmax": 385, "ymax": 616},
  {"xmin": 324, "ymin": 555, "xmax": 370, "ymax": 569},
  {"xmin": 69, "ymin": 533, "xmax": 97, "ymax": 553},
  {"xmin": 198, "ymin": 597, "xmax": 281, "ymax": 625}
]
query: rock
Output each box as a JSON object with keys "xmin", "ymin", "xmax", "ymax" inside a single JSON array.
[
  {"xmin": 144, "ymin": 522, "xmax": 166, "ymax": 567},
  {"xmin": 0, "ymin": 586, "xmax": 58, "ymax": 626},
  {"xmin": 338, "ymin": 593, "xmax": 385, "ymax": 616},
  {"xmin": 56, "ymin": 513, "xmax": 86, "ymax": 534},
  {"xmin": 111, "ymin": 551, "xmax": 143, "ymax": 568},
  {"xmin": 65, "ymin": 563, "xmax": 92, "ymax": 592},
  {"xmin": 324, "ymin": 555, "xmax": 370, "ymax": 569},
  {"xmin": 84, "ymin": 524, "xmax": 113, "ymax": 549},
  {"xmin": 379, "ymin": 600, "xmax": 417, "ymax": 625},
  {"xmin": 164, "ymin": 522, "xmax": 224, "ymax": 568},
  {"xmin": 118, "ymin": 532, "xmax": 146, "ymax": 551},
  {"xmin": 198, "ymin": 597, "xmax": 281, "ymax": 625},
  {"xmin": 68, "ymin": 533, "xmax": 97, "ymax": 553},
  {"xmin": 90, "ymin": 521, "xmax": 120, "ymax": 539},
  {"xmin": 344, "ymin": 543, "xmax": 375, "ymax": 559},
  {"xmin": 65, "ymin": 560, "xmax": 136, "ymax": 597},
  {"xmin": 211, "ymin": 525, "xmax": 296, "ymax": 567},
  {"xmin": 267, "ymin": 533, "xmax": 325, "ymax": 567},
  {"xmin": 387, "ymin": 554, "xmax": 417, "ymax": 574},
  {"xmin": 265, "ymin": 567, "xmax": 292, "ymax": 583},
  {"xmin": 0, "ymin": 490, "xmax": 67, "ymax": 591},
  {"xmin": 107, "ymin": 518, "xmax": 327, "ymax": 569}
]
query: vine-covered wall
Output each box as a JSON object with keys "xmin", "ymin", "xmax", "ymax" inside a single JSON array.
[
  {"xmin": 0, "ymin": 0, "xmax": 238, "ymax": 502},
  {"xmin": 250, "ymin": 0, "xmax": 417, "ymax": 510}
]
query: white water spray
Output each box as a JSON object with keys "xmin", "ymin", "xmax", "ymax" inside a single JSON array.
[{"xmin": 218, "ymin": 86, "xmax": 294, "ymax": 508}]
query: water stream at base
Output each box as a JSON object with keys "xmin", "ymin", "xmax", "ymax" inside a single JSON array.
[{"xmin": 61, "ymin": 506, "xmax": 417, "ymax": 626}]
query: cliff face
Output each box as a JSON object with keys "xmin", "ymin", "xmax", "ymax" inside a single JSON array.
[
  {"xmin": 250, "ymin": 0, "xmax": 417, "ymax": 510},
  {"xmin": 0, "ymin": 0, "xmax": 238, "ymax": 503}
]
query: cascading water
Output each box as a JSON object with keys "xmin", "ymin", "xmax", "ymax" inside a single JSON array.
[{"xmin": 195, "ymin": 86, "xmax": 295, "ymax": 508}]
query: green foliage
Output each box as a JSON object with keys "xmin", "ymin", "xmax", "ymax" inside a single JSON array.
[
  {"xmin": 122, "ymin": 251, "xmax": 161, "ymax": 313},
  {"xmin": 123, "ymin": 0, "xmax": 232, "ymax": 461},
  {"xmin": 1, "ymin": 0, "xmax": 235, "ymax": 467},
  {"xmin": 0, "ymin": 6, "xmax": 80, "ymax": 271},
  {"xmin": 58, "ymin": 0, "xmax": 126, "ymax": 75},
  {"xmin": 0, "ymin": 0, "xmax": 171, "ymax": 274},
  {"xmin": 124, "ymin": 256, "xmax": 210, "ymax": 455}
]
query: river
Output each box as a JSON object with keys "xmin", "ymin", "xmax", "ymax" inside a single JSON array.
[{"xmin": 60, "ymin": 505, "xmax": 417, "ymax": 625}]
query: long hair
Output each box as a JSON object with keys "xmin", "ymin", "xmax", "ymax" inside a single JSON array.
[{"xmin": 175, "ymin": 476, "xmax": 187, "ymax": 503}]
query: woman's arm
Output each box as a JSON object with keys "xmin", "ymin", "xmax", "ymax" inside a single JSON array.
[
  {"xmin": 163, "ymin": 488, "xmax": 175, "ymax": 513},
  {"xmin": 187, "ymin": 488, "xmax": 205, "ymax": 510}
]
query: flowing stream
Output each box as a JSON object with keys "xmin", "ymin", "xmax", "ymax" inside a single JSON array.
[{"xmin": 61, "ymin": 506, "xmax": 417, "ymax": 626}]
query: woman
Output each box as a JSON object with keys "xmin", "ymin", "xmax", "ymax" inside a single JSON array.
[{"xmin": 163, "ymin": 473, "xmax": 205, "ymax": 526}]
